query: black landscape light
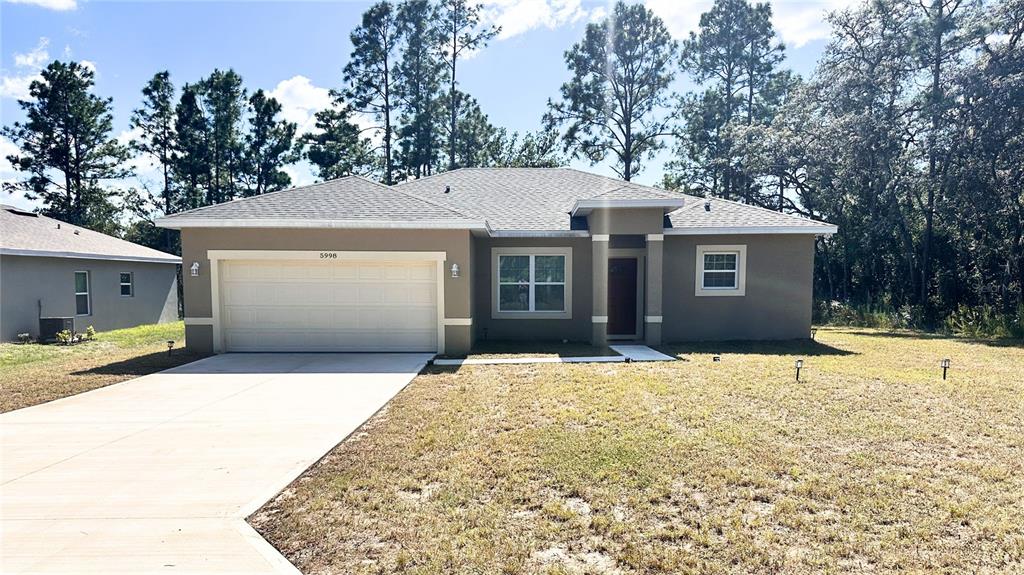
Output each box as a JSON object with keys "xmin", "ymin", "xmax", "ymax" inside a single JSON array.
[
  {"xmin": 712, "ymin": 355, "xmax": 721, "ymax": 362},
  {"xmin": 941, "ymin": 358, "xmax": 950, "ymax": 380},
  {"xmin": 795, "ymin": 358, "xmax": 804, "ymax": 381},
  {"xmin": 811, "ymin": 328, "xmax": 818, "ymax": 340},
  {"xmin": 167, "ymin": 340, "xmax": 175, "ymax": 356}
]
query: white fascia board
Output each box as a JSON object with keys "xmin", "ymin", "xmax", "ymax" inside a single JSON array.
[
  {"xmin": 155, "ymin": 217, "xmax": 488, "ymax": 230},
  {"xmin": 0, "ymin": 248, "xmax": 181, "ymax": 264},
  {"xmin": 489, "ymin": 230, "xmax": 591, "ymax": 238},
  {"xmin": 571, "ymin": 198, "xmax": 686, "ymax": 217},
  {"xmin": 664, "ymin": 225, "xmax": 838, "ymax": 236}
]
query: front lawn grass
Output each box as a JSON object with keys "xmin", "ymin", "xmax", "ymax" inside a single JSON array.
[
  {"xmin": 252, "ymin": 328, "xmax": 1024, "ymax": 574},
  {"xmin": 0, "ymin": 321, "xmax": 206, "ymax": 412}
]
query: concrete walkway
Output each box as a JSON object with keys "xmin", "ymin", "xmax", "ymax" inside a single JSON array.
[{"xmin": 0, "ymin": 353, "xmax": 431, "ymax": 574}]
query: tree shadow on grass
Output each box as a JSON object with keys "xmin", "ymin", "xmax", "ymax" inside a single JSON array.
[
  {"xmin": 659, "ymin": 338, "xmax": 856, "ymax": 357},
  {"xmin": 72, "ymin": 350, "xmax": 210, "ymax": 376}
]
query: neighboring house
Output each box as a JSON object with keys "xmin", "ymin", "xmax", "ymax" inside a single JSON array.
[
  {"xmin": 0, "ymin": 205, "xmax": 180, "ymax": 341},
  {"xmin": 156, "ymin": 168, "xmax": 837, "ymax": 356}
]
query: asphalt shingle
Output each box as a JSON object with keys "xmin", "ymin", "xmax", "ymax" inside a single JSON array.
[
  {"xmin": 0, "ymin": 205, "xmax": 180, "ymax": 263},
  {"xmin": 161, "ymin": 176, "xmax": 479, "ymax": 225}
]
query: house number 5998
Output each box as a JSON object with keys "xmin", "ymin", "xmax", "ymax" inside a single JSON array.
[{"xmin": 320, "ymin": 252, "xmax": 338, "ymax": 259}]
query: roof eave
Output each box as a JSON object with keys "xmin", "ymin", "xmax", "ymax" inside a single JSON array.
[
  {"xmin": 155, "ymin": 217, "xmax": 489, "ymax": 231},
  {"xmin": 571, "ymin": 198, "xmax": 686, "ymax": 217},
  {"xmin": 664, "ymin": 225, "xmax": 838, "ymax": 235},
  {"xmin": 0, "ymin": 247, "xmax": 181, "ymax": 264}
]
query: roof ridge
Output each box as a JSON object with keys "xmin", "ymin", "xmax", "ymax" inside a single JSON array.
[
  {"xmin": 378, "ymin": 177, "xmax": 483, "ymax": 222},
  {"xmin": 392, "ymin": 167, "xmax": 470, "ymax": 188}
]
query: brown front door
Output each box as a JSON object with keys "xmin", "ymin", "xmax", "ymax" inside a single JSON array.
[{"xmin": 607, "ymin": 258, "xmax": 638, "ymax": 336}]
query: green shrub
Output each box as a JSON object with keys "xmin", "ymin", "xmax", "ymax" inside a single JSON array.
[
  {"xmin": 55, "ymin": 329, "xmax": 74, "ymax": 345},
  {"xmin": 84, "ymin": 326, "xmax": 96, "ymax": 340}
]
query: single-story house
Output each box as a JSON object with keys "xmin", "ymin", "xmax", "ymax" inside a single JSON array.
[
  {"xmin": 156, "ymin": 168, "xmax": 836, "ymax": 356},
  {"xmin": 0, "ymin": 204, "xmax": 181, "ymax": 341}
]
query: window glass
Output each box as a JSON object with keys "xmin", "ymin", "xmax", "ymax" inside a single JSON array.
[
  {"xmin": 75, "ymin": 272, "xmax": 88, "ymax": 293},
  {"xmin": 534, "ymin": 284, "xmax": 565, "ymax": 311},
  {"xmin": 703, "ymin": 272, "xmax": 737, "ymax": 288},
  {"xmin": 499, "ymin": 284, "xmax": 530, "ymax": 311},
  {"xmin": 499, "ymin": 255, "xmax": 530, "ymax": 283},
  {"xmin": 120, "ymin": 272, "xmax": 133, "ymax": 296},
  {"xmin": 704, "ymin": 253, "xmax": 737, "ymax": 271},
  {"xmin": 534, "ymin": 256, "xmax": 565, "ymax": 282},
  {"xmin": 703, "ymin": 253, "xmax": 738, "ymax": 289},
  {"xmin": 74, "ymin": 271, "xmax": 90, "ymax": 315},
  {"xmin": 496, "ymin": 253, "xmax": 568, "ymax": 313}
]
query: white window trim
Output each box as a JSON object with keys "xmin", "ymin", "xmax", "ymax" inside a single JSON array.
[
  {"xmin": 119, "ymin": 271, "xmax": 134, "ymax": 297},
  {"xmin": 491, "ymin": 247, "xmax": 573, "ymax": 320},
  {"xmin": 74, "ymin": 271, "xmax": 91, "ymax": 316},
  {"xmin": 695, "ymin": 245, "xmax": 747, "ymax": 297}
]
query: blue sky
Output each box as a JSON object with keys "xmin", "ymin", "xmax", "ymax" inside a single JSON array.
[{"xmin": 1, "ymin": 0, "xmax": 851, "ymax": 211}]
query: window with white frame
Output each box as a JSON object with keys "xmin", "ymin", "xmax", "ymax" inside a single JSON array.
[
  {"xmin": 695, "ymin": 245, "xmax": 746, "ymax": 296},
  {"xmin": 75, "ymin": 271, "xmax": 91, "ymax": 315},
  {"xmin": 492, "ymin": 248, "xmax": 572, "ymax": 318},
  {"xmin": 119, "ymin": 272, "xmax": 134, "ymax": 297}
]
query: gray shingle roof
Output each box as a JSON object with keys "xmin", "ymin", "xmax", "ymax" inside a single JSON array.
[
  {"xmin": 397, "ymin": 167, "xmax": 833, "ymax": 232},
  {"xmin": 155, "ymin": 168, "xmax": 834, "ymax": 234},
  {"xmin": 0, "ymin": 205, "xmax": 180, "ymax": 263},
  {"xmin": 396, "ymin": 167, "xmax": 693, "ymax": 231},
  {"xmin": 666, "ymin": 197, "xmax": 831, "ymax": 231},
  {"xmin": 158, "ymin": 176, "xmax": 481, "ymax": 227}
]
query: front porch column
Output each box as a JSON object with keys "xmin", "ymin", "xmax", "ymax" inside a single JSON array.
[
  {"xmin": 591, "ymin": 234, "xmax": 609, "ymax": 345},
  {"xmin": 645, "ymin": 234, "xmax": 664, "ymax": 345}
]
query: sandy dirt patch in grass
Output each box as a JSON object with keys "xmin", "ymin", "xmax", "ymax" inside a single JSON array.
[{"xmin": 252, "ymin": 328, "xmax": 1023, "ymax": 574}]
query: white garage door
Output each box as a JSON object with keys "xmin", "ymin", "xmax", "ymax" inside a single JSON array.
[{"xmin": 219, "ymin": 259, "xmax": 439, "ymax": 352}]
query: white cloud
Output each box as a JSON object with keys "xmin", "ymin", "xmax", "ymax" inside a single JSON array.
[
  {"xmin": 646, "ymin": 0, "xmax": 859, "ymax": 49},
  {"xmin": 14, "ymin": 37, "xmax": 50, "ymax": 69},
  {"xmin": 3, "ymin": 0, "xmax": 77, "ymax": 10},
  {"xmin": 269, "ymin": 75, "xmax": 332, "ymax": 136},
  {"xmin": 80, "ymin": 59, "xmax": 97, "ymax": 74},
  {"xmin": 1, "ymin": 37, "xmax": 49, "ymax": 100},
  {"xmin": 283, "ymin": 162, "xmax": 318, "ymax": 188},
  {"xmin": 0, "ymin": 134, "xmax": 42, "ymax": 212},
  {"xmin": 482, "ymin": 0, "xmax": 597, "ymax": 40}
]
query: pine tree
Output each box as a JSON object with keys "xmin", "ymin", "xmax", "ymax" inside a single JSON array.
[
  {"xmin": 197, "ymin": 69, "xmax": 246, "ymax": 205},
  {"xmin": 302, "ymin": 106, "xmax": 375, "ymax": 180},
  {"xmin": 436, "ymin": 0, "xmax": 498, "ymax": 170},
  {"xmin": 545, "ymin": 1, "xmax": 677, "ymax": 181},
  {"xmin": 2, "ymin": 60, "xmax": 129, "ymax": 234},
  {"xmin": 241, "ymin": 90, "xmax": 297, "ymax": 196},
  {"xmin": 130, "ymin": 71, "xmax": 177, "ymax": 214},
  {"xmin": 171, "ymin": 84, "xmax": 210, "ymax": 211},
  {"xmin": 344, "ymin": 0, "xmax": 401, "ymax": 184},
  {"xmin": 395, "ymin": 0, "xmax": 445, "ymax": 178}
]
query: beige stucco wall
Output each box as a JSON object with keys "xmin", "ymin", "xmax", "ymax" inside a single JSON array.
[
  {"xmin": 661, "ymin": 234, "xmax": 815, "ymax": 341},
  {"xmin": 179, "ymin": 228, "xmax": 472, "ymax": 353},
  {"xmin": 472, "ymin": 236, "xmax": 593, "ymax": 343},
  {"xmin": 587, "ymin": 208, "xmax": 665, "ymax": 235},
  {"xmin": 0, "ymin": 254, "xmax": 178, "ymax": 341}
]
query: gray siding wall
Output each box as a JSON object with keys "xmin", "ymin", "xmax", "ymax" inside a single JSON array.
[
  {"xmin": 0, "ymin": 255, "xmax": 179, "ymax": 340},
  {"xmin": 472, "ymin": 236, "xmax": 593, "ymax": 343},
  {"xmin": 661, "ymin": 234, "xmax": 815, "ymax": 341}
]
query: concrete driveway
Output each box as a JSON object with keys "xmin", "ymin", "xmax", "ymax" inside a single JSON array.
[{"xmin": 0, "ymin": 353, "xmax": 431, "ymax": 574}]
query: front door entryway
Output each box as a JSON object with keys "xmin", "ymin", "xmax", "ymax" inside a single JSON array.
[{"xmin": 607, "ymin": 257, "xmax": 638, "ymax": 337}]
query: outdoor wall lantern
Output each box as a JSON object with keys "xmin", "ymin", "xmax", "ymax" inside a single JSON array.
[
  {"xmin": 451, "ymin": 263, "xmax": 460, "ymax": 278},
  {"xmin": 795, "ymin": 358, "xmax": 804, "ymax": 381},
  {"xmin": 190, "ymin": 261, "xmax": 200, "ymax": 277}
]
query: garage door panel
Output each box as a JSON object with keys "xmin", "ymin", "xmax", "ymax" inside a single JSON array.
[{"xmin": 220, "ymin": 259, "xmax": 439, "ymax": 352}]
